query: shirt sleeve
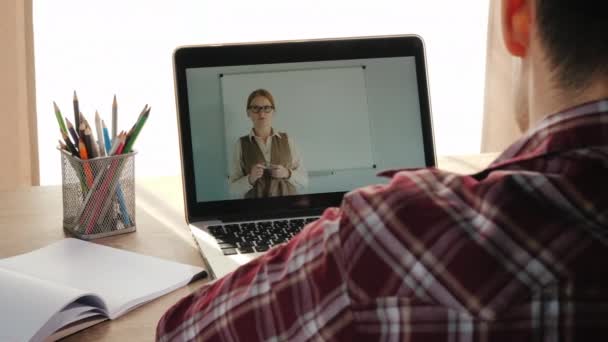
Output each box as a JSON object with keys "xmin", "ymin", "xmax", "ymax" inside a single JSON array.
[
  {"xmin": 155, "ymin": 174, "xmax": 470, "ymax": 342},
  {"xmin": 228, "ymin": 140, "xmax": 253, "ymax": 198},
  {"xmin": 286, "ymin": 136, "xmax": 308, "ymax": 190},
  {"xmin": 155, "ymin": 176, "xmax": 453, "ymax": 342},
  {"xmin": 156, "ymin": 207, "xmax": 356, "ymax": 342}
]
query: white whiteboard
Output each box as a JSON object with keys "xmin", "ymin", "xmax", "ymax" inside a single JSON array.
[{"xmin": 221, "ymin": 67, "xmax": 374, "ymax": 173}]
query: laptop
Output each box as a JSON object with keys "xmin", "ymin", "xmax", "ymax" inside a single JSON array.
[{"xmin": 173, "ymin": 35, "xmax": 436, "ymax": 280}]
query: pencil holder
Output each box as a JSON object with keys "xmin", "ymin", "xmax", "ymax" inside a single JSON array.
[{"xmin": 60, "ymin": 149, "xmax": 137, "ymax": 240}]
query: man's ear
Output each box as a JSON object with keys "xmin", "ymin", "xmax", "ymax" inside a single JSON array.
[{"xmin": 502, "ymin": 0, "xmax": 531, "ymax": 57}]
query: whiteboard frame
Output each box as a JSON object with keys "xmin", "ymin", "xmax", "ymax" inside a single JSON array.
[{"xmin": 219, "ymin": 65, "xmax": 376, "ymax": 174}]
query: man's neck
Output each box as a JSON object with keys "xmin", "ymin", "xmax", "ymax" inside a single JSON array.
[{"xmin": 530, "ymin": 74, "xmax": 608, "ymax": 126}]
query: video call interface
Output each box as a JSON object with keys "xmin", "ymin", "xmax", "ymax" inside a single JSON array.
[{"xmin": 186, "ymin": 56, "xmax": 427, "ymax": 203}]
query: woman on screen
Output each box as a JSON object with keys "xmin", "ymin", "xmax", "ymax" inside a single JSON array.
[{"xmin": 229, "ymin": 89, "xmax": 308, "ymax": 199}]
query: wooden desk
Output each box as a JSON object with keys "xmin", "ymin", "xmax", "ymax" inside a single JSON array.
[
  {"xmin": 0, "ymin": 177, "xmax": 206, "ymax": 341},
  {"xmin": 0, "ymin": 153, "xmax": 498, "ymax": 341}
]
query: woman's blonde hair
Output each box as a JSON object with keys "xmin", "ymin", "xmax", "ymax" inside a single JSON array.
[{"xmin": 246, "ymin": 89, "xmax": 276, "ymax": 110}]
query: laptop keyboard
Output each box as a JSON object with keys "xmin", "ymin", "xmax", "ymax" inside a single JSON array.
[{"xmin": 207, "ymin": 217, "xmax": 319, "ymax": 255}]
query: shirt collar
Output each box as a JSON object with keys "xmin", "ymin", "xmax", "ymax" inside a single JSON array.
[
  {"xmin": 249, "ymin": 128, "xmax": 281, "ymax": 141},
  {"xmin": 488, "ymin": 98, "xmax": 608, "ymax": 168}
]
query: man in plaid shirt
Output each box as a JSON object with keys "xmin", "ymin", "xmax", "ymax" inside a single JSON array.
[{"xmin": 158, "ymin": 0, "xmax": 608, "ymax": 340}]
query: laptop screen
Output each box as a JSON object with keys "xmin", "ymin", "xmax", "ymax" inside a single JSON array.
[{"xmin": 174, "ymin": 36, "xmax": 435, "ymax": 221}]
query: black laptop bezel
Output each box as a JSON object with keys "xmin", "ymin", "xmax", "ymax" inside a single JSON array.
[{"xmin": 173, "ymin": 35, "xmax": 435, "ymax": 223}]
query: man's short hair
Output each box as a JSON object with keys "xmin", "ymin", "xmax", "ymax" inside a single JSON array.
[{"xmin": 535, "ymin": 1, "xmax": 608, "ymax": 90}]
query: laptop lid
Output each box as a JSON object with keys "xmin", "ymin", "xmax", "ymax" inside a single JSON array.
[{"xmin": 173, "ymin": 35, "xmax": 435, "ymax": 224}]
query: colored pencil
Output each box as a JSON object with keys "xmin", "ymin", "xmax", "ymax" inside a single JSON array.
[
  {"xmin": 65, "ymin": 117, "xmax": 79, "ymax": 147},
  {"xmin": 78, "ymin": 114, "xmax": 86, "ymax": 140},
  {"xmin": 84, "ymin": 127, "xmax": 99, "ymax": 159},
  {"xmin": 84, "ymin": 133, "xmax": 128, "ymax": 233},
  {"xmin": 91, "ymin": 135, "xmax": 131, "ymax": 231},
  {"xmin": 73, "ymin": 91, "xmax": 80, "ymax": 134},
  {"xmin": 108, "ymin": 132, "xmax": 123, "ymax": 155},
  {"xmin": 123, "ymin": 107, "xmax": 150, "ymax": 153},
  {"xmin": 102, "ymin": 120, "xmax": 112, "ymax": 153},
  {"xmin": 80, "ymin": 123, "xmax": 92, "ymax": 158},
  {"xmin": 95, "ymin": 111, "xmax": 106, "ymax": 157},
  {"xmin": 116, "ymin": 132, "xmax": 127, "ymax": 154},
  {"xmin": 62, "ymin": 132, "xmax": 78, "ymax": 156},
  {"xmin": 53, "ymin": 102, "xmax": 68, "ymax": 136},
  {"xmin": 104, "ymin": 128, "xmax": 132, "ymax": 227},
  {"xmin": 126, "ymin": 104, "xmax": 148, "ymax": 137},
  {"xmin": 78, "ymin": 140, "xmax": 94, "ymax": 187},
  {"xmin": 112, "ymin": 95, "xmax": 118, "ymax": 139}
]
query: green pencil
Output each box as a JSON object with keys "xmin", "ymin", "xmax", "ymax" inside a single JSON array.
[
  {"xmin": 123, "ymin": 107, "xmax": 150, "ymax": 153},
  {"xmin": 53, "ymin": 102, "xmax": 68, "ymax": 136}
]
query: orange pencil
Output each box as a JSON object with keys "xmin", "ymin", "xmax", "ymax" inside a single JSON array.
[{"xmin": 79, "ymin": 140, "xmax": 94, "ymax": 187}]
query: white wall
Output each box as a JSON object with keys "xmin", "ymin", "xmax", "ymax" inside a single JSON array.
[{"xmin": 34, "ymin": 0, "xmax": 489, "ymax": 185}]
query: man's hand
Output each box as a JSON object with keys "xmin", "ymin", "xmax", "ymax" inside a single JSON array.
[
  {"xmin": 248, "ymin": 164, "xmax": 265, "ymax": 184},
  {"xmin": 270, "ymin": 164, "xmax": 290, "ymax": 179}
]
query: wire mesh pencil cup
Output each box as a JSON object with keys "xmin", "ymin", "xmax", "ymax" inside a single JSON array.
[{"xmin": 60, "ymin": 149, "xmax": 137, "ymax": 240}]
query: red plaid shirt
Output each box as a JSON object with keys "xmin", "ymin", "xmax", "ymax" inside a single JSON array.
[{"xmin": 157, "ymin": 99, "xmax": 608, "ymax": 341}]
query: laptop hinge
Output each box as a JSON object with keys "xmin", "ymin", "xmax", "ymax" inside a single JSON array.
[{"xmin": 218, "ymin": 208, "xmax": 324, "ymax": 223}]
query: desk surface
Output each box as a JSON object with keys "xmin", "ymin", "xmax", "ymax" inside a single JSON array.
[{"xmin": 0, "ymin": 153, "xmax": 498, "ymax": 341}]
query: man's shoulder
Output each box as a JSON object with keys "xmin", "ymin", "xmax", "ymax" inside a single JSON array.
[
  {"xmin": 342, "ymin": 166, "xmax": 525, "ymax": 217},
  {"xmin": 344, "ymin": 168, "xmax": 459, "ymax": 206},
  {"xmin": 339, "ymin": 166, "xmax": 527, "ymax": 246}
]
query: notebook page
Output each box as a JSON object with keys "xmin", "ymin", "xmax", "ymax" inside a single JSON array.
[
  {"xmin": 0, "ymin": 238, "xmax": 205, "ymax": 317},
  {"xmin": 0, "ymin": 268, "xmax": 94, "ymax": 342},
  {"xmin": 35, "ymin": 301, "xmax": 105, "ymax": 342}
]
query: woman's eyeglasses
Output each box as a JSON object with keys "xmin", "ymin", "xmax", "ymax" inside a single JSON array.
[{"xmin": 248, "ymin": 105, "xmax": 274, "ymax": 114}]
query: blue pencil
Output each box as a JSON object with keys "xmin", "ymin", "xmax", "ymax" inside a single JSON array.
[
  {"xmin": 102, "ymin": 121, "xmax": 112, "ymax": 152},
  {"xmin": 103, "ymin": 120, "xmax": 132, "ymax": 227}
]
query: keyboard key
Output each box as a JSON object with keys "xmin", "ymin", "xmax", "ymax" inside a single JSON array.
[
  {"xmin": 238, "ymin": 246, "xmax": 255, "ymax": 254},
  {"xmin": 255, "ymin": 245, "xmax": 269, "ymax": 252},
  {"xmin": 222, "ymin": 248, "xmax": 237, "ymax": 255},
  {"xmin": 210, "ymin": 218, "xmax": 319, "ymax": 254},
  {"xmin": 273, "ymin": 237, "xmax": 287, "ymax": 244},
  {"xmin": 241, "ymin": 223, "xmax": 256, "ymax": 230},
  {"xmin": 273, "ymin": 220, "xmax": 288, "ymax": 228},
  {"xmin": 208, "ymin": 225, "xmax": 224, "ymax": 235},
  {"xmin": 224, "ymin": 236, "xmax": 238, "ymax": 243},
  {"xmin": 286, "ymin": 226, "xmax": 298, "ymax": 233},
  {"xmin": 225, "ymin": 224, "xmax": 239, "ymax": 232},
  {"xmin": 257, "ymin": 221, "xmax": 272, "ymax": 229}
]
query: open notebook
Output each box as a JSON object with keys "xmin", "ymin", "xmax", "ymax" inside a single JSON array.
[{"xmin": 0, "ymin": 238, "xmax": 206, "ymax": 342}]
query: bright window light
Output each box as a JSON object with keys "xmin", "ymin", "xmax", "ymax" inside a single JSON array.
[{"xmin": 34, "ymin": 0, "xmax": 489, "ymax": 185}]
